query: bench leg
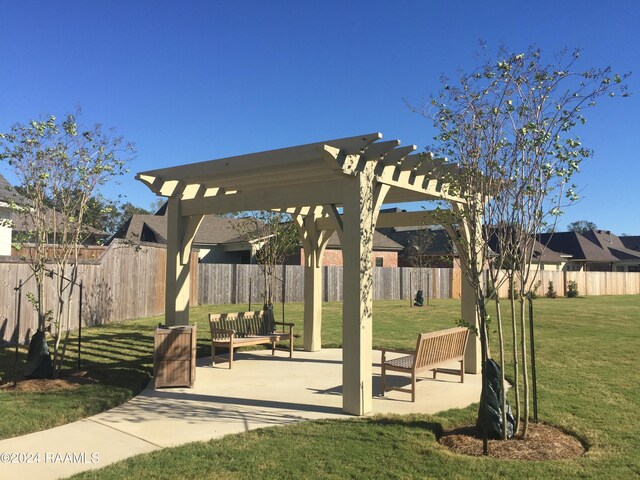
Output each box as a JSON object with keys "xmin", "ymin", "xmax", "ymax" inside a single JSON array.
[
  {"xmin": 411, "ymin": 371, "xmax": 417, "ymax": 402},
  {"xmin": 380, "ymin": 363, "xmax": 386, "ymax": 397},
  {"xmin": 211, "ymin": 344, "xmax": 216, "ymax": 366},
  {"xmin": 229, "ymin": 344, "xmax": 234, "ymax": 369},
  {"xmin": 272, "ymin": 341, "xmax": 276, "ymax": 356},
  {"xmin": 289, "ymin": 336, "xmax": 293, "ymax": 358},
  {"xmin": 460, "ymin": 360, "xmax": 464, "ymax": 383}
]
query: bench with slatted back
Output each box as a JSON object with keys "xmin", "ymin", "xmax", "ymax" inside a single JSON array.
[
  {"xmin": 380, "ymin": 327, "xmax": 470, "ymax": 402},
  {"xmin": 208, "ymin": 310, "xmax": 294, "ymax": 369}
]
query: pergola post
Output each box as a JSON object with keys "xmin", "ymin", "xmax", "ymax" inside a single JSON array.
[
  {"xmin": 165, "ymin": 197, "xmax": 203, "ymax": 326},
  {"xmin": 445, "ymin": 209, "xmax": 482, "ymax": 375},
  {"xmin": 296, "ymin": 211, "xmax": 332, "ymax": 352},
  {"xmin": 341, "ymin": 168, "xmax": 385, "ymax": 415},
  {"xmin": 461, "ymin": 273, "xmax": 482, "ymax": 373}
]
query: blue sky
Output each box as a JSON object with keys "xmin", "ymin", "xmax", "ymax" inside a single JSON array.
[{"xmin": 1, "ymin": 1, "xmax": 639, "ymax": 234}]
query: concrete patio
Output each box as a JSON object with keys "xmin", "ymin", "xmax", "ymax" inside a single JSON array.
[{"xmin": 1, "ymin": 348, "xmax": 482, "ymax": 479}]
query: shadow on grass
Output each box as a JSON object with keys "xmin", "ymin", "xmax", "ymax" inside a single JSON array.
[{"xmin": 368, "ymin": 415, "xmax": 445, "ymax": 439}]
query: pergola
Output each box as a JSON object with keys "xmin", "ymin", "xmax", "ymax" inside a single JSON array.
[{"xmin": 137, "ymin": 133, "xmax": 480, "ymax": 416}]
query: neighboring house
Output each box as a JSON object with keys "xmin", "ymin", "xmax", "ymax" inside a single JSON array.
[
  {"xmin": 1, "ymin": 173, "xmax": 112, "ymax": 253},
  {"xmin": 112, "ymin": 213, "xmax": 252, "ymax": 263},
  {"xmin": 528, "ymin": 237, "xmax": 570, "ymax": 271},
  {"xmin": 0, "ymin": 173, "xmax": 32, "ymax": 256},
  {"xmin": 381, "ymin": 226, "xmax": 456, "ymax": 268},
  {"xmin": 290, "ymin": 231, "xmax": 402, "ymax": 267},
  {"xmin": 537, "ymin": 230, "xmax": 640, "ymax": 272},
  {"xmin": 113, "ymin": 211, "xmax": 403, "ymax": 266}
]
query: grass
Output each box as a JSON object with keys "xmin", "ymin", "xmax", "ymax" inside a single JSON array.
[{"xmin": 2, "ymin": 296, "xmax": 640, "ymax": 479}]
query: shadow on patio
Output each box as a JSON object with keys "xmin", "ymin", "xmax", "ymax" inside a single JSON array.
[{"xmin": 90, "ymin": 348, "xmax": 482, "ymax": 448}]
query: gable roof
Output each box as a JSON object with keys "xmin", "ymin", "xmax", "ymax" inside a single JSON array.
[
  {"xmin": 582, "ymin": 230, "xmax": 640, "ymax": 262},
  {"xmin": 537, "ymin": 231, "xmax": 620, "ymax": 263},
  {"xmin": 620, "ymin": 236, "xmax": 640, "ymax": 252},
  {"xmin": 0, "ymin": 173, "xmax": 31, "ymax": 206}
]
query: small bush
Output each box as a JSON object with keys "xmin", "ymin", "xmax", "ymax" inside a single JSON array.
[
  {"xmin": 567, "ymin": 280, "xmax": 579, "ymax": 298},
  {"xmin": 530, "ymin": 280, "xmax": 542, "ymax": 299},
  {"xmin": 546, "ymin": 280, "xmax": 557, "ymax": 299}
]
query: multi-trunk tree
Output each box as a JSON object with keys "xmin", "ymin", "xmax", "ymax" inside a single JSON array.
[
  {"xmin": 416, "ymin": 45, "xmax": 628, "ymax": 445},
  {"xmin": 0, "ymin": 110, "xmax": 135, "ymax": 376},
  {"xmin": 232, "ymin": 211, "xmax": 299, "ymax": 309}
]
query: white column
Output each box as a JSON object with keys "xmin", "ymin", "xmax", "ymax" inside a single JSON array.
[
  {"xmin": 165, "ymin": 197, "xmax": 199, "ymax": 326},
  {"xmin": 341, "ymin": 168, "xmax": 377, "ymax": 415},
  {"xmin": 297, "ymin": 211, "xmax": 331, "ymax": 352},
  {"xmin": 303, "ymin": 243, "xmax": 323, "ymax": 352},
  {"xmin": 461, "ymin": 272, "xmax": 482, "ymax": 373}
]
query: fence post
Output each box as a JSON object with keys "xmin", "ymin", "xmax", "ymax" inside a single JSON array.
[
  {"xmin": 13, "ymin": 279, "xmax": 23, "ymax": 388},
  {"xmin": 78, "ymin": 281, "xmax": 83, "ymax": 370}
]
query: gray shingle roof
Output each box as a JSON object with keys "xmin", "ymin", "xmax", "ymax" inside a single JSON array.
[
  {"xmin": 114, "ymin": 213, "xmax": 402, "ymax": 250},
  {"xmin": 0, "ymin": 173, "xmax": 31, "ymax": 206},
  {"xmin": 537, "ymin": 231, "xmax": 620, "ymax": 263}
]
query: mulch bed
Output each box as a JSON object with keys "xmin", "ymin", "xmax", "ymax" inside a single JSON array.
[
  {"xmin": 0, "ymin": 371, "xmax": 96, "ymax": 393},
  {"xmin": 439, "ymin": 423, "xmax": 586, "ymax": 460}
]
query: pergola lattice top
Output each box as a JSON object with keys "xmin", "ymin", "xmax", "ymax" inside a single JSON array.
[{"xmin": 136, "ymin": 133, "xmax": 462, "ymax": 216}]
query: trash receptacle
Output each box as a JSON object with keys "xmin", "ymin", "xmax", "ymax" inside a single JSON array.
[{"xmin": 154, "ymin": 325, "xmax": 196, "ymax": 388}]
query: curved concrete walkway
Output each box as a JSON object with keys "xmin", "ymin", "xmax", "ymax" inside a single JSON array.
[{"xmin": 0, "ymin": 349, "xmax": 482, "ymax": 479}]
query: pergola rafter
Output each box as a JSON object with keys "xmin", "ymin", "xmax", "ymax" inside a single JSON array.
[{"xmin": 137, "ymin": 132, "xmax": 481, "ymax": 416}]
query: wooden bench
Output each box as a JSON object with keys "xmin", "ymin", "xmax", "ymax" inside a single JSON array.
[
  {"xmin": 380, "ymin": 327, "xmax": 470, "ymax": 402},
  {"xmin": 208, "ymin": 310, "xmax": 294, "ymax": 369}
]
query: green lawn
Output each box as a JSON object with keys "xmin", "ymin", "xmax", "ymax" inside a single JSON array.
[{"xmin": 2, "ymin": 296, "xmax": 640, "ymax": 479}]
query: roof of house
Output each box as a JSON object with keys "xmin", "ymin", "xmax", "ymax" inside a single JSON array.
[
  {"xmin": 620, "ymin": 235, "xmax": 640, "ymax": 252},
  {"xmin": 113, "ymin": 214, "xmax": 247, "ymax": 245},
  {"xmin": 530, "ymin": 237, "xmax": 567, "ymax": 263},
  {"xmin": 113, "ymin": 213, "xmax": 403, "ymax": 250},
  {"xmin": 326, "ymin": 231, "xmax": 403, "ymax": 251},
  {"xmin": 384, "ymin": 227, "xmax": 455, "ymax": 256},
  {"xmin": 1, "ymin": 173, "xmax": 107, "ymax": 240},
  {"xmin": 582, "ymin": 230, "xmax": 640, "ymax": 262},
  {"xmin": 537, "ymin": 230, "xmax": 623, "ymax": 263},
  {"xmin": 0, "ymin": 173, "xmax": 31, "ymax": 206}
]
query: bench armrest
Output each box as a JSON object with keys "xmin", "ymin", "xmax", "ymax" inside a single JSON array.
[
  {"xmin": 274, "ymin": 321, "xmax": 295, "ymax": 327},
  {"xmin": 381, "ymin": 348, "xmax": 414, "ymax": 363}
]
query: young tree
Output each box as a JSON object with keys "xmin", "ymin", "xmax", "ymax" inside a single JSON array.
[
  {"xmin": 0, "ymin": 110, "xmax": 135, "ymax": 376},
  {"xmin": 233, "ymin": 211, "xmax": 299, "ymax": 308},
  {"xmin": 419, "ymin": 45, "xmax": 628, "ymax": 441}
]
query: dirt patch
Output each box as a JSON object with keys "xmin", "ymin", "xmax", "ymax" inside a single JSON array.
[
  {"xmin": 439, "ymin": 423, "xmax": 585, "ymax": 460},
  {"xmin": 0, "ymin": 371, "xmax": 96, "ymax": 393}
]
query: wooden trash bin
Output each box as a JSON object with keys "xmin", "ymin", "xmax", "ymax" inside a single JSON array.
[{"xmin": 154, "ymin": 325, "xmax": 196, "ymax": 388}]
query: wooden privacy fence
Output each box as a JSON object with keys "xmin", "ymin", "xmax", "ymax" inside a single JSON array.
[
  {"xmin": 2, "ymin": 241, "xmax": 639, "ymax": 344},
  {"xmin": 492, "ymin": 269, "xmax": 640, "ymax": 298},
  {"xmin": 197, "ymin": 263, "xmax": 453, "ymax": 305},
  {"xmin": 0, "ymin": 241, "xmax": 198, "ymax": 345}
]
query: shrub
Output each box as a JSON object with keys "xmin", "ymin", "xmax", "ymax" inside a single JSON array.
[
  {"xmin": 546, "ymin": 280, "xmax": 557, "ymax": 298},
  {"xmin": 567, "ymin": 280, "xmax": 579, "ymax": 298},
  {"xmin": 530, "ymin": 280, "xmax": 542, "ymax": 299}
]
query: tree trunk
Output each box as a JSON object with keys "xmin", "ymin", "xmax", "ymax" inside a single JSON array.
[
  {"xmin": 494, "ymin": 295, "xmax": 507, "ymax": 439},
  {"xmin": 476, "ymin": 285, "xmax": 490, "ymax": 455},
  {"xmin": 520, "ymin": 294, "xmax": 530, "ymax": 438},
  {"xmin": 510, "ymin": 275, "xmax": 520, "ymax": 434}
]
